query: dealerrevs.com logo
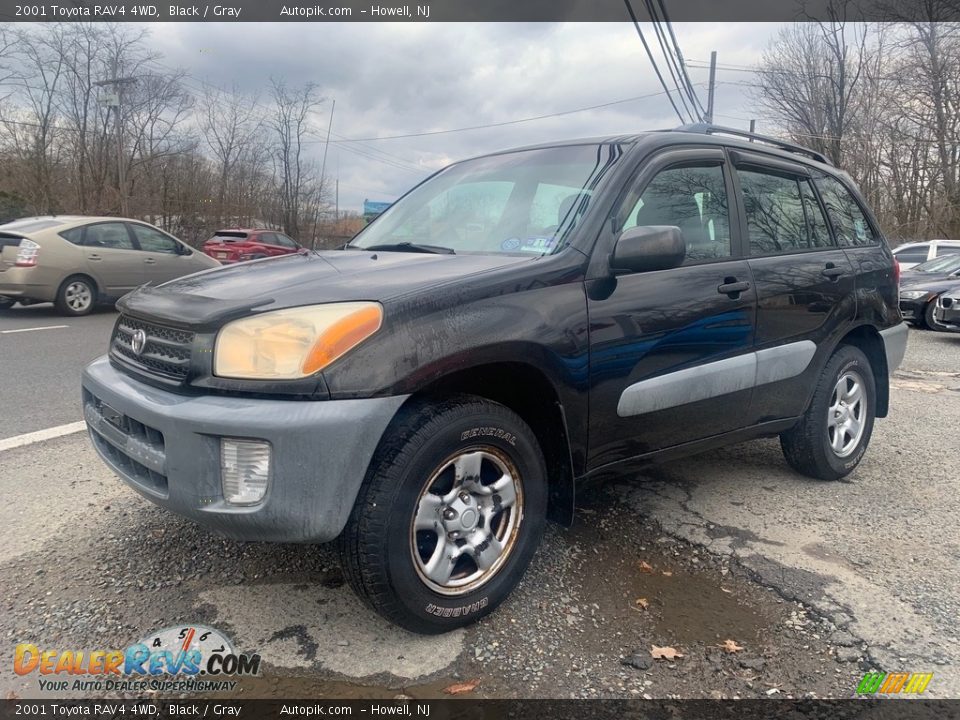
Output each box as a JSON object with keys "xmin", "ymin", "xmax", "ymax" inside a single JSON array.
[
  {"xmin": 14, "ymin": 625, "xmax": 261, "ymax": 693},
  {"xmin": 855, "ymin": 671, "xmax": 934, "ymax": 697}
]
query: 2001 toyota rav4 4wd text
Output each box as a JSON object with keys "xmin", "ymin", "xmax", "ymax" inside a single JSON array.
[{"xmin": 82, "ymin": 124, "xmax": 907, "ymax": 634}]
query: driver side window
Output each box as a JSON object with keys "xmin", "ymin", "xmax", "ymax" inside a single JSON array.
[{"xmin": 622, "ymin": 164, "xmax": 732, "ymax": 263}]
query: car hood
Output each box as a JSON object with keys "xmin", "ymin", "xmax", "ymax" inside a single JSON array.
[
  {"xmin": 900, "ymin": 270, "xmax": 960, "ymax": 287},
  {"xmin": 899, "ymin": 273, "xmax": 960, "ymax": 293},
  {"xmin": 118, "ymin": 249, "xmax": 532, "ymax": 327}
]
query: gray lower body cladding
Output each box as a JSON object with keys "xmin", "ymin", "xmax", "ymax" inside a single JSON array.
[
  {"xmin": 81, "ymin": 355, "xmax": 408, "ymax": 543},
  {"xmin": 617, "ymin": 340, "xmax": 818, "ymax": 417}
]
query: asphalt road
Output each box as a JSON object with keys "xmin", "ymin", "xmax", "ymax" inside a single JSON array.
[
  {"xmin": 0, "ymin": 308, "xmax": 957, "ymax": 699},
  {"xmin": 0, "ymin": 304, "xmax": 118, "ymax": 440}
]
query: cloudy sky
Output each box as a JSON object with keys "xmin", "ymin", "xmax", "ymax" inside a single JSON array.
[{"xmin": 147, "ymin": 22, "xmax": 786, "ymax": 212}]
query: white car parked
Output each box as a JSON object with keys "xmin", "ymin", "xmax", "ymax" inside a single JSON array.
[{"xmin": 892, "ymin": 239, "xmax": 960, "ymax": 270}]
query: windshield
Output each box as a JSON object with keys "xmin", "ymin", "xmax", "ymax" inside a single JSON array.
[
  {"xmin": 913, "ymin": 254, "xmax": 960, "ymax": 274},
  {"xmin": 349, "ymin": 144, "xmax": 624, "ymax": 255}
]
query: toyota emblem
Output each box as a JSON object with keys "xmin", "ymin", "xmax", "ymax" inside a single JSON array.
[{"xmin": 131, "ymin": 329, "xmax": 147, "ymax": 356}]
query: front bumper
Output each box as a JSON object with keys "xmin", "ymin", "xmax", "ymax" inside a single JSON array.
[
  {"xmin": 898, "ymin": 296, "xmax": 930, "ymax": 321},
  {"xmin": 82, "ymin": 355, "xmax": 408, "ymax": 543},
  {"xmin": 938, "ymin": 295, "xmax": 960, "ymax": 327}
]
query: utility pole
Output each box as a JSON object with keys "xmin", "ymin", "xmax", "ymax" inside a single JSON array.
[
  {"xmin": 705, "ymin": 50, "xmax": 717, "ymax": 124},
  {"xmin": 749, "ymin": 119, "xmax": 756, "ymax": 139},
  {"xmin": 335, "ymin": 177, "xmax": 339, "ymax": 224},
  {"xmin": 94, "ymin": 60, "xmax": 136, "ymax": 216}
]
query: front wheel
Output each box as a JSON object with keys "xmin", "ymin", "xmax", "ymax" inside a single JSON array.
[
  {"xmin": 0, "ymin": 297, "xmax": 15, "ymax": 312},
  {"xmin": 780, "ymin": 345, "xmax": 876, "ymax": 481},
  {"xmin": 338, "ymin": 394, "xmax": 547, "ymax": 634}
]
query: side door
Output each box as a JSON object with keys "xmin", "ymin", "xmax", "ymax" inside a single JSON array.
[
  {"xmin": 586, "ymin": 148, "xmax": 757, "ymax": 468},
  {"xmin": 81, "ymin": 222, "xmax": 145, "ymax": 296},
  {"xmin": 128, "ymin": 223, "xmax": 192, "ymax": 284},
  {"xmin": 730, "ymin": 153, "xmax": 857, "ymax": 424}
]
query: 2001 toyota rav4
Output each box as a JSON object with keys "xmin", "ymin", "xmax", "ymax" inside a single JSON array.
[{"xmin": 82, "ymin": 124, "xmax": 907, "ymax": 634}]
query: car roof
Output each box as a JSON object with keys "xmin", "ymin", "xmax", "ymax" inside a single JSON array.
[
  {"xmin": 894, "ymin": 240, "xmax": 960, "ymax": 249},
  {"xmin": 475, "ymin": 126, "xmax": 841, "ymax": 176}
]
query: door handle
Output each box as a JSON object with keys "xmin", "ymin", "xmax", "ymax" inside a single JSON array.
[
  {"xmin": 87, "ymin": 254, "xmax": 101, "ymax": 261},
  {"xmin": 718, "ymin": 279, "xmax": 750, "ymax": 297},
  {"xmin": 821, "ymin": 264, "xmax": 845, "ymax": 280},
  {"xmin": 144, "ymin": 258, "xmax": 156, "ymax": 264}
]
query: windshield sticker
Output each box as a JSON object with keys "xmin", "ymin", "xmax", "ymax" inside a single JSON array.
[{"xmin": 519, "ymin": 237, "xmax": 557, "ymax": 253}]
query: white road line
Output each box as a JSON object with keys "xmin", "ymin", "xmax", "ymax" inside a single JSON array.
[
  {"xmin": 0, "ymin": 421, "xmax": 87, "ymax": 453},
  {"xmin": 0, "ymin": 324, "xmax": 69, "ymax": 334}
]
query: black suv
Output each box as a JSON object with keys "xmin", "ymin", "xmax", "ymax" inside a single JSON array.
[{"xmin": 82, "ymin": 125, "xmax": 907, "ymax": 634}]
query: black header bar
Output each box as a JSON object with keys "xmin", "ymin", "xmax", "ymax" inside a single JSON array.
[{"xmin": 1, "ymin": 0, "xmax": 959, "ymax": 22}]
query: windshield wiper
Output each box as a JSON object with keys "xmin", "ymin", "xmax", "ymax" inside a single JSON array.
[{"xmin": 346, "ymin": 241, "xmax": 455, "ymax": 255}]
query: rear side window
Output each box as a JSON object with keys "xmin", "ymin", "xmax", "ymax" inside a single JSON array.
[
  {"xmin": 85, "ymin": 223, "xmax": 134, "ymax": 250},
  {"xmin": 737, "ymin": 168, "xmax": 808, "ymax": 254},
  {"xmin": 800, "ymin": 179, "xmax": 833, "ymax": 248},
  {"xmin": 59, "ymin": 227, "xmax": 84, "ymax": 245},
  {"xmin": 814, "ymin": 175, "xmax": 879, "ymax": 247},
  {"xmin": 935, "ymin": 246, "xmax": 960, "ymax": 258}
]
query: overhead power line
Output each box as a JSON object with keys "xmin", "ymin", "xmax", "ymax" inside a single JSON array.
[
  {"xmin": 322, "ymin": 85, "xmax": 702, "ymax": 144},
  {"xmin": 622, "ymin": 0, "xmax": 688, "ymax": 124},
  {"xmin": 643, "ymin": 0, "xmax": 700, "ymax": 121},
  {"xmin": 656, "ymin": 0, "xmax": 706, "ymax": 117}
]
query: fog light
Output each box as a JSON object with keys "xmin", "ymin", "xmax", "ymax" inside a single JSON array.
[{"xmin": 221, "ymin": 439, "xmax": 271, "ymax": 505}]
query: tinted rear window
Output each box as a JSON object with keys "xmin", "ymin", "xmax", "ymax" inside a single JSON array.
[{"xmin": 212, "ymin": 231, "xmax": 248, "ymax": 241}]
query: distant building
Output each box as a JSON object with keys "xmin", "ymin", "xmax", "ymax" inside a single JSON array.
[{"xmin": 363, "ymin": 199, "xmax": 392, "ymax": 224}]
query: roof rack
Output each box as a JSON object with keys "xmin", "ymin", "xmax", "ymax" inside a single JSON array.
[{"xmin": 672, "ymin": 123, "xmax": 831, "ymax": 166}]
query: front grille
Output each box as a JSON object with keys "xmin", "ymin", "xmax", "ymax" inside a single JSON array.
[
  {"xmin": 83, "ymin": 390, "xmax": 168, "ymax": 495},
  {"xmin": 111, "ymin": 315, "xmax": 194, "ymax": 382}
]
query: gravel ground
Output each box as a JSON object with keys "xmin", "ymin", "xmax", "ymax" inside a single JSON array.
[{"xmin": 0, "ymin": 327, "xmax": 956, "ymax": 699}]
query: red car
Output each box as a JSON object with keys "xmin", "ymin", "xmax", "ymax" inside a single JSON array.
[{"xmin": 202, "ymin": 229, "xmax": 301, "ymax": 264}]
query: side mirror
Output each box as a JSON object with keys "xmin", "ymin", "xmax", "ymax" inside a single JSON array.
[{"xmin": 611, "ymin": 225, "xmax": 685, "ymax": 273}]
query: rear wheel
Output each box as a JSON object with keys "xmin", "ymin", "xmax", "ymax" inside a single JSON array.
[
  {"xmin": 780, "ymin": 345, "xmax": 876, "ymax": 481},
  {"xmin": 338, "ymin": 394, "xmax": 547, "ymax": 634},
  {"xmin": 55, "ymin": 276, "xmax": 96, "ymax": 316},
  {"xmin": 0, "ymin": 297, "xmax": 15, "ymax": 312}
]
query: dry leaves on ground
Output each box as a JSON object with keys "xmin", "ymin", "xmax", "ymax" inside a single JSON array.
[
  {"xmin": 719, "ymin": 639, "xmax": 745, "ymax": 653},
  {"xmin": 634, "ymin": 597, "xmax": 650, "ymax": 609},
  {"xmin": 661, "ymin": 570, "xmax": 673, "ymax": 577},
  {"xmin": 444, "ymin": 679, "xmax": 480, "ymax": 695},
  {"xmin": 651, "ymin": 645, "xmax": 684, "ymax": 660},
  {"xmin": 639, "ymin": 560, "xmax": 654, "ymax": 573}
]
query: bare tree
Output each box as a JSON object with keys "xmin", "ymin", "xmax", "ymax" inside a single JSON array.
[{"xmin": 268, "ymin": 78, "xmax": 325, "ymax": 242}]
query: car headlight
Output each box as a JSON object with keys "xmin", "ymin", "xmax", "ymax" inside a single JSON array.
[
  {"xmin": 214, "ymin": 302, "xmax": 383, "ymax": 379},
  {"xmin": 900, "ymin": 290, "xmax": 931, "ymax": 300}
]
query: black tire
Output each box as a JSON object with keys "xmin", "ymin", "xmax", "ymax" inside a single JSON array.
[
  {"xmin": 924, "ymin": 300, "xmax": 952, "ymax": 332},
  {"xmin": 780, "ymin": 345, "xmax": 876, "ymax": 481},
  {"xmin": 0, "ymin": 297, "xmax": 15, "ymax": 312},
  {"xmin": 338, "ymin": 394, "xmax": 548, "ymax": 634},
  {"xmin": 54, "ymin": 275, "xmax": 96, "ymax": 316}
]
